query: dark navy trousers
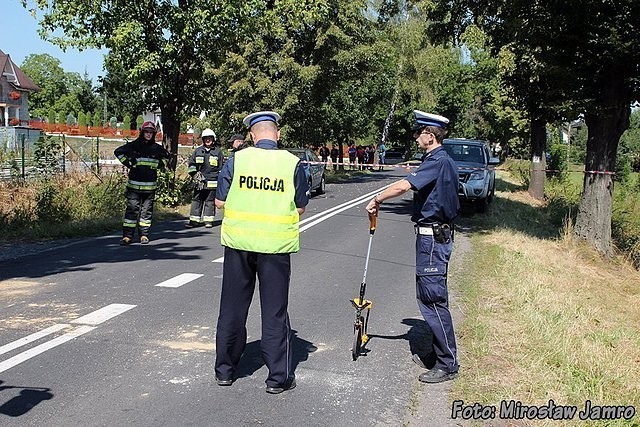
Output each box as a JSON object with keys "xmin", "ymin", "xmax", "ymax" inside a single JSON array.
[
  {"xmin": 215, "ymin": 247, "xmax": 293, "ymax": 387},
  {"xmin": 415, "ymin": 234, "xmax": 459, "ymax": 373}
]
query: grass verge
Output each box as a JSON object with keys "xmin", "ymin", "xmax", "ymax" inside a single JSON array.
[{"xmin": 451, "ymin": 170, "xmax": 640, "ymax": 426}]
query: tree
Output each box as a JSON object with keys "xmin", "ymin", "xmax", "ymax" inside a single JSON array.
[
  {"xmin": 20, "ymin": 53, "xmax": 66, "ymax": 119},
  {"xmin": 93, "ymin": 111, "xmax": 102, "ymax": 128},
  {"xmin": 429, "ymin": 0, "xmax": 640, "ymax": 256},
  {"xmin": 22, "ymin": 0, "xmax": 325, "ymax": 169}
]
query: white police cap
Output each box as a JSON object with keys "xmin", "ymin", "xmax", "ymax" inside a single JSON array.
[
  {"xmin": 242, "ymin": 111, "xmax": 281, "ymax": 127},
  {"xmin": 413, "ymin": 110, "xmax": 449, "ymax": 129}
]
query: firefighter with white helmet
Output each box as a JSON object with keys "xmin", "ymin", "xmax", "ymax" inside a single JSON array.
[
  {"xmin": 186, "ymin": 128, "xmax": 224, "ymax": 228},
  {"xmin": 114, "ymin": 121, "xmax": 170, "ymax": 245}
]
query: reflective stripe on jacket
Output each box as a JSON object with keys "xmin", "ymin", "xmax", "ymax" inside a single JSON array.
[{"xmin": 220, "ymin": 147, "xmax": 300, "ymax": 254}]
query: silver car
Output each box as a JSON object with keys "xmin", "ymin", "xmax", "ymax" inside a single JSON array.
[
  {"xmin": 286, "ymin": 148, "xmax": 326, "ymax": 196},
  {"xmin": 442, "ymin": 139, "xmax": 500, "ymax": 212}
]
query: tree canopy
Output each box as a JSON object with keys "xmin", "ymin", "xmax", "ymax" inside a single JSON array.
[{"xmin": 428, "ymin": 0, "xmax": 640, "ymax": 255}]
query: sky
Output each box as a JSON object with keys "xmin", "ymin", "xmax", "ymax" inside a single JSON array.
[{"xmin": 1, "ymin": 2, "xmax": 106, "ymax": 82}]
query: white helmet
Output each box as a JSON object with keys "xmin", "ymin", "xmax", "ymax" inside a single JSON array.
[{"xmin": 201, "ymin": 128, "xmax": 216, "ymax": 140}]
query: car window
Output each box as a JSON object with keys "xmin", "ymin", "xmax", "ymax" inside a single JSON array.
[
  {"xmin": 443, "ymin": 144, "xmax": 485, "ymax": 164},
  {"xmin": 308, "ymin": 151, "xmax": 319, "ymax": 162},
  {"xmin": 288, "ymin": 150, "xmax": 307, "ymax": 161}
]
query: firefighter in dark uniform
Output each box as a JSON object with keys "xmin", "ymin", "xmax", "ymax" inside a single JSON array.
[
  {"xmin": 114, "ymin": 121, "xmax": 170, "ymax": 245},
  {"xmin": 186, "ymin": 128, "xmax": 224, "ymax": 228},
  {"xmin": 214, "ymin": 111, "xmax": 309, "ymax": 394},
  {"xmin": 365, "ymin": 110, "xmax": 460, "ymax": 383}
]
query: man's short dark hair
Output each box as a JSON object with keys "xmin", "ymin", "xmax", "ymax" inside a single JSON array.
[{"xmin": 422, "ymin": 125, "xmax": 447, "ymax": 143}]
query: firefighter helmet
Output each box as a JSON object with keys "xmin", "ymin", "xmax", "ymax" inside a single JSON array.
[
  {"xmin": 141, "ymin": 121, "xmax": 156, "ymax": 132},
  {"xmin": 201, "ymin": 128, "xmax": 216, "ymax": 140}
]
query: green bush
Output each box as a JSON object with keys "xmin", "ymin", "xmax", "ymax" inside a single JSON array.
[
  {"xmin": 123, "ymin": 114, "xmax": 131, "ymax": 131},
  {"xmin": 78, "ymin": 111, "xmax": 86, "ymax": 127},
  {"xmin": 33, "ymin": 135, "xmax": 63, "ymax": 177},
  {"xmin": 93, "ymin": 111, "xmax": 102, "ymax": 128},
  {"xmin": 546, "ymin": 140, "xmax": 568, "ymax": 181},
  {"xmin": 35, "ymin": 180, "xmax": 71, "ymax": 224},
  {"xmin": 156, "ymin": 169, "xmax": 192, "ymax": 208},
  {"xmin": 614, "ymin": 153, "xmax": 632, "ymax": 185}
]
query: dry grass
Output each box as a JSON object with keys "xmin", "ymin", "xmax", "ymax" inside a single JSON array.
[{"xmin": 452, "ymin": 171, "xmax": 640, "ymax": 427}]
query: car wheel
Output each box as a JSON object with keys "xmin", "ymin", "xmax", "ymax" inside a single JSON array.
[
  {"xmin": 317, "ymin": 175, "xmax": 326, "ymax": 195},
  {"xmin": 488, "ymin": 181, "xmax": 495, "ymax": 203},
  {"xmin": 476, "ymin": 197, "xmax": 489, "ymax": 213}
]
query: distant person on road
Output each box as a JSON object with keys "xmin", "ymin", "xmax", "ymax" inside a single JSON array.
[
  {"xmin": 114, "ymin": 121, "xmax": 170, "ymax": 245},
  {"xmin": 214, "ymin": 111, "xmax": 309, "ymax": 394},
  {"xmin": 185, "ymin": 128, "xmax": 224, "ymax": 228},
  {"xmin": 365, "ymin": 144, "xmax": 375, "ymax": 170},
  {"xmin": 348, "ymin": 143, "xmax": 357, "ymax": 170},
  {"xmin": 377, "ymin": 142, "xmax": 387, "ymax": 171},
  {"xmin": 319, "ymin": 144, "xmax": 330, "ymax": 169},
  {"xmin": 356, "ymin": 145, "xmax": 366, "ymax": 170},
  {"xmin": 330, "ymin": 144, "xmax": 340, "ymax": 171},
  {"xmin": 365, "ymin": 110, "xmax": 460, "ymax": 384}
]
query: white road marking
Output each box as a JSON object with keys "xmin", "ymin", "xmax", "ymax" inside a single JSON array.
[
  {"xmin": 211, "ymin": 186, "xmax": 391, "ymax": 263},
  {"xmin": 0, "ymin": 324, "xmax": 70, "ymax": 356},
  {"xmin": 155, "ymin": 273, "xmax": 204, "ymax": 288},
  {"xmin": 71, "ymin": 304, "xmax": 137, "ymax": 325},
  {"xmin": 0, "ymin": 325, "xmax": 95, "ymax": 373}
]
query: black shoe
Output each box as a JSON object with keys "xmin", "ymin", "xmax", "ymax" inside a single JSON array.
[
  {"xmin": 418, "ymin": 368, "xmax": 458, "ymax": 384},
  {"xmin": 185, "ymin": 221, "xmax": 199, "ymax": 228},
  {"xmin": 215, "ymin": 377, "xmax": 233, "ymax": 386},
  {"xmin": 265, "ymin": 379, "xmax": 296, "ymax": 394},
  {"xmin": 120, "ymin": 237, "xmax": 132, "ymax": 246},
  {"xmin": 412, "ymin": 354, "xmax": 427, "ymax": 369}
]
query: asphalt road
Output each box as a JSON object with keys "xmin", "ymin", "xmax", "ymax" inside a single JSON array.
[{"xmin": 0, "ymin": 168, "xmax": 462, "ymax": 427}]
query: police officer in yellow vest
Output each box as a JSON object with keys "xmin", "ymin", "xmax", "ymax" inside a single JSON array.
[{"xmin": 214, "ymin": 111, "xmax": 309, "ymax": 394}]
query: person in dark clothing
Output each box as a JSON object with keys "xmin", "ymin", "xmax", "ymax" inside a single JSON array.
[
  {"xmin": 227, "ymin": 133, "xmax": 247, "ymax": 156},
  {"xmin": 365, "ymin": 110, "xmax": 461, "ymax": 384},
  {"xmin": 330, "ymin": 145, "xmax": 340, "ymax": 171},
  {"xmin": 114, "ymin": 121, "xmax": 171, "ymax": 245},
  {"xmin": 318, "ymin": 144, "xmax": 330, "ymax": 169},
  {"xmin": 186, "ymin": 128, "xmax": 225, "ymax": 228}
]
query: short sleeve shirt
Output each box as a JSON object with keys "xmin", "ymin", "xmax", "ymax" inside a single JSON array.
[{"xmin": 404, "ymin": 146, "xmax": 460, "ymax": 224}]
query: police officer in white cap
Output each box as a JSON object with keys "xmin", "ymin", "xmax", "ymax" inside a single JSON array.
[
  {"xmin": 365, "ymin": 109, "xmax": 461, "ymax": 383},
  {"xmin": 213, "ymin": 111, "xmax": 309, "ymax": 393}
]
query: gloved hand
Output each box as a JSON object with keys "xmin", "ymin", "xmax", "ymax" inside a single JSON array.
[
  {"xmin": 193, "ymin": 171, "xmax": 206, "ymax": 190},
  {"xmin": 129, "ymin": 153, "xmax": 138, "ymax": 168}
]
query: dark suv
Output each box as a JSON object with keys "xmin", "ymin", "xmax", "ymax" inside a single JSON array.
[{"xmin": 442, "ymin": 139, "xmax": 499, "ymax": 212}]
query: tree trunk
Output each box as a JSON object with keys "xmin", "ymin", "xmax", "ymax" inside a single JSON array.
[
  {"xmin": 574, "ymin": 105, "xmax": 630, "ymax": 256},
  {"xmin": 160, "ymin": 102, "xmax": 181, "ymax": 170},
  {"xmin": 528, "ymin": 117, "xmax": 546, "ymax": 200}
]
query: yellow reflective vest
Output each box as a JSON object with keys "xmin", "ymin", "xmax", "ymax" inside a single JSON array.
[{"xmin": 221, "ymin": 147, "xmax": 301, "ymax": 254}]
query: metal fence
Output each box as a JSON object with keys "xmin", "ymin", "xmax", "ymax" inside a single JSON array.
[{"xmin": 0, "ymin": 133, "xmax": 195, "ymax": 181}]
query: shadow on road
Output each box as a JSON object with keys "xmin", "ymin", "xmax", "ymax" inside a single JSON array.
[
  {"xmin": 234, "ymin": 330, "xmax": 317, "ymax": 380},
  {"xmin": 0, "ymin": 380, "xmax": 53, "ymax": 417},
  {"xmin": 0, "ymin": 220, "xmax": 215, "ymax": 281},
  {"xmin": 366, "ymin": 318, "xmax": 436, "ymax": 369}
]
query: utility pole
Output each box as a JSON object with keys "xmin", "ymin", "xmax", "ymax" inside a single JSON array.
[{"xmin": 103, "ymin": 91, "xmax": 107, "ymax": 127}]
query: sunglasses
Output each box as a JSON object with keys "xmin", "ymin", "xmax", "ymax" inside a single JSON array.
[{"xmin": 413, "ymin": 129, "xmax": 432, "ymax": 139}]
